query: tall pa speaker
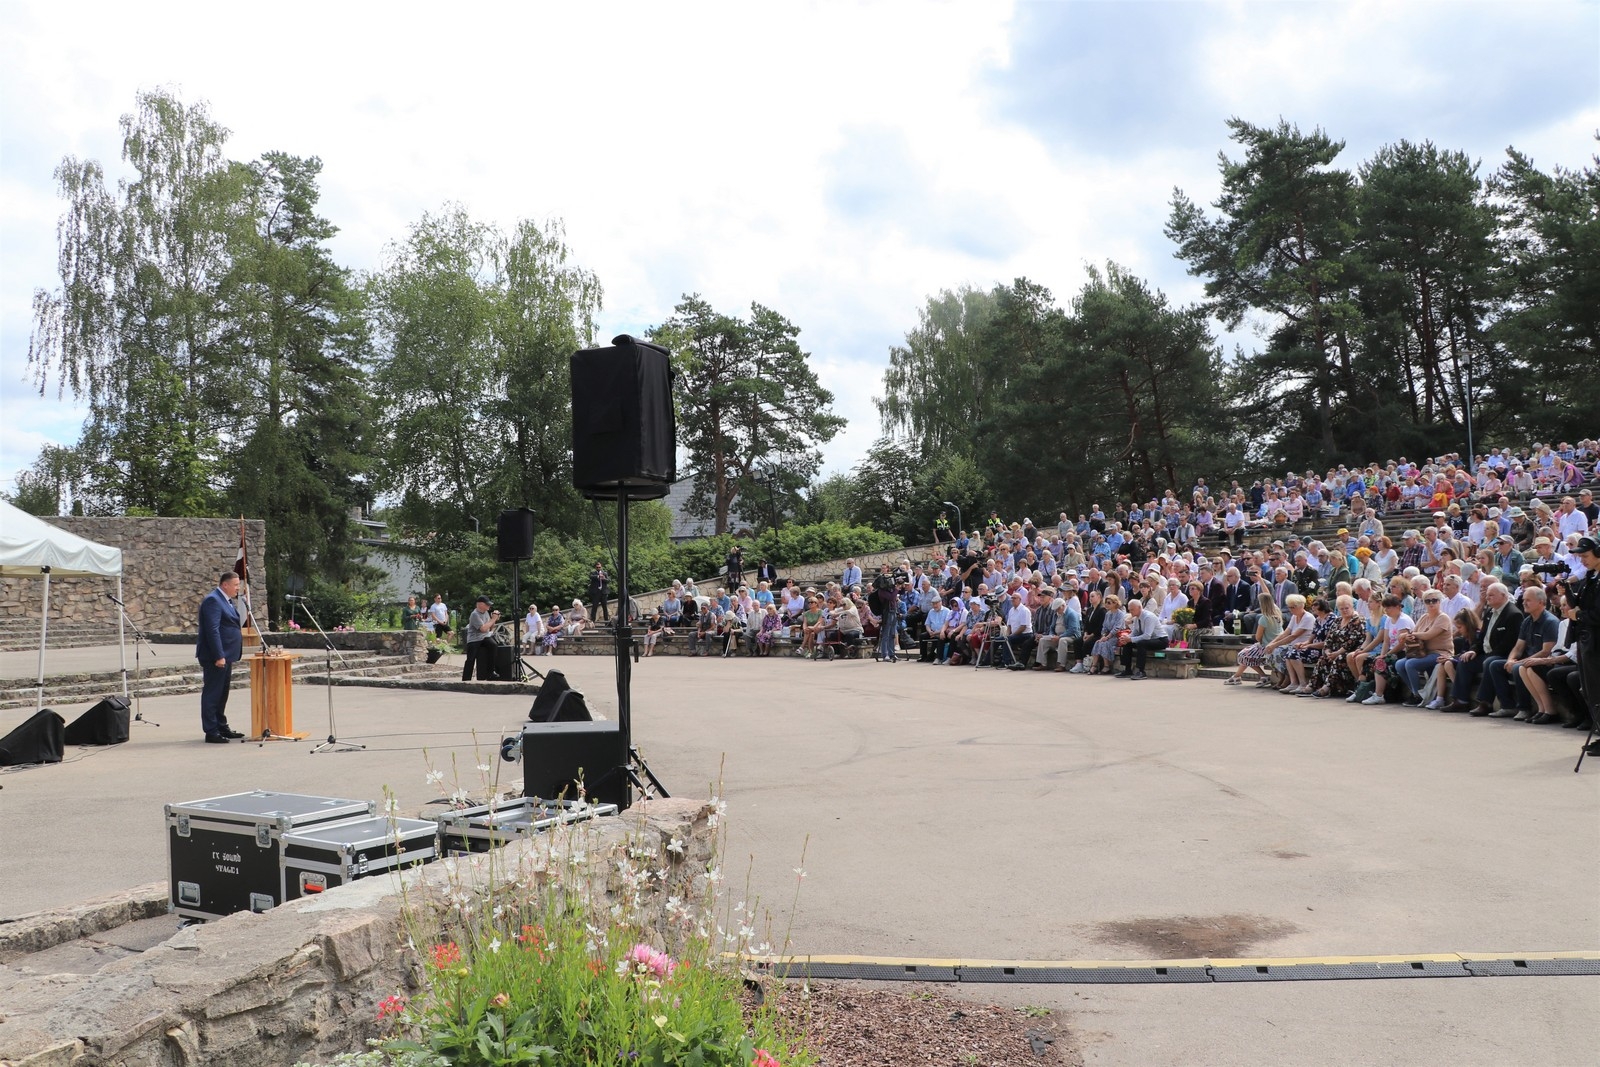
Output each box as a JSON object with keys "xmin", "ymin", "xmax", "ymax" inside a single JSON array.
[
  {"xmin": 527, "ymin": 670, "xmax": 594, "ymax": 722},
  {"xmin": 0, "ymin": 710, "xmax": 66, "ymax": 766},
  {"xmin": 571, "ymin": 335, "xmax": 676, "ymax": 501},
  {"xmin": 63, "ymin": 695, "xmax": 130, "ymax": 746},
  {"xmin": 522, "ymin": 720, "xmax": 628, "ymax": 809},
  {"xmin": 497, "ymin": 508, "xmax": 536, "ymax": 562}
]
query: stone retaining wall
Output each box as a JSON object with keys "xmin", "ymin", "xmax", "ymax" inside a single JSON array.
[
  {"xmin": 618, "ymin": 541, "xmax": 940, "ymax": 615},
  {"xmin": 0, "ymin": 517, "xmax": 268, "ymax": 635},
  {"xmin": 149, "ymin": 630, "xmax": 426, "ymax": 660},
  {"xmin": 0, "ymin": 798, "xmax": 710, "ymax": 1067}
]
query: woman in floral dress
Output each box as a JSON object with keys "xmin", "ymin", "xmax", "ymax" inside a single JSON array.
[{"xmin": 1309, "ymin": 594, "xmax": 1367, "ymax": 698}]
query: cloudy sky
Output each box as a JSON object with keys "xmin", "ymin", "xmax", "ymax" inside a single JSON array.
[{"xmin": 2, "ymin": 1, "xmax": 1596, "ymax": 494}]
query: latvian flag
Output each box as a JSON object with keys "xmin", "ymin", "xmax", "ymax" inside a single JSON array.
[{"xmin": 235, "ymin": 517, "xmax": 258, "ymax": 631}]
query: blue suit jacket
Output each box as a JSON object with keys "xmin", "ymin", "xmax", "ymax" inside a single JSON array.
[{"xmin": 197, "ymin": 588, "xmax": 243, "ymax": 664}]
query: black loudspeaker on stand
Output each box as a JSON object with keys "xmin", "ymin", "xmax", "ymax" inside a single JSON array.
[
  {"xmin": 540, "ymin": 333, "xmax": 675, "ymax": 809},
  {"xmin": 496, "ymin": 508, "xmax": 545, "ymax": 685}
]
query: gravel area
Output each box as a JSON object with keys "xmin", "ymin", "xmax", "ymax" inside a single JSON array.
[{"xmin": 760, "ymin": 981, "xmax": 1078, "ymax": 1066}]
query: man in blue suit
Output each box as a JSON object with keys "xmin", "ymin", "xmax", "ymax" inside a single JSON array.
[{"xmin": 196, "ymin": 571, "xmax": 245, "ymax": 743}]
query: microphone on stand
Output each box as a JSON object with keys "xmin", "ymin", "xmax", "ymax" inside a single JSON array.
[{"xmin": 105, "ymin": 593, "xmax": 125, "ymax": 607}]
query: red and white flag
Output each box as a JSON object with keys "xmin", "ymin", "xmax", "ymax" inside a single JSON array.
[{"xmin": 235, "ymin": 517, "xmax": 258, "ymax": 631}]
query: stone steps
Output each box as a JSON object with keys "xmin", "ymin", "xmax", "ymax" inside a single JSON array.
[
  {"xmin": 0, "ymin": 652, "xmax": 437, "ymax": 711},
  {"xmin": 0, "ymin": 623, "xmax": 123, "ymax": 653}
]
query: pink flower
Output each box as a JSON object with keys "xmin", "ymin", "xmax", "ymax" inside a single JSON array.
[
  {"xmin": 377, "ymin": 994, "xmax": 407, "ymax": 1020},
  {"xmin": 430, "ymin": 941, "xmax": 463, "ymax": 968},
  {"xmin": 626, "ymin": 942, "xmax": 677, "ymax": 979},
  {"xmin": 753, "ymin": 1050, "xmax": 781, "ymax": 1067}
]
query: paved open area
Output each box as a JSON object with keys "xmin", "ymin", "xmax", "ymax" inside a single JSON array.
[{"xmin": 1, "ymin": 651, "xmax": 1595, "ymax": 1065}]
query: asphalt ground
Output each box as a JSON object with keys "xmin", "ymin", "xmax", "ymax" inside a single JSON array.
[{"xmin": 1, "ymin": 650, "xmax": 1595, "ymax": 1066}]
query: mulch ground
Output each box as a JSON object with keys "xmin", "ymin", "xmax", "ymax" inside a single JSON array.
[{"xmin": 757, "ymin": 981, "xmax": 1077, "ymax": 1067}]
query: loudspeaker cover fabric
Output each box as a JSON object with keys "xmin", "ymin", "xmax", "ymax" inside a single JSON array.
[{"xmin": 571, "ymin": 335, "xmax": 676, "ymax": 499}]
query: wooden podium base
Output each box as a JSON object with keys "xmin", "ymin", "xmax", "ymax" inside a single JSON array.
[{"xmin": 249, "ymin": 652, "xmax": 307, "ymax": 741}]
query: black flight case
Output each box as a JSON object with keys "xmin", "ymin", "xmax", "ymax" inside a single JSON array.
[
  {"xmin": 281, "ymin": 815, "xmax": 439, "ymax": 902},
  {"xmin": 165, "ymin": 790, "xmax": 374, "ymax": 921}
]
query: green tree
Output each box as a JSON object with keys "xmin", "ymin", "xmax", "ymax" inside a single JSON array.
[
  {"xmin": 651, "ymin": 296, "xmax": 843, "ymax": 535},
  {"xmin": 876, "ymin": 287, "xmax": 1002, "ymax": 457},
  {"xmin": 1167, "ymin": 118, "xmax": 1359, "ymax": 460},
  {"xmin": 1352, "ymin": 140, "xmax": 1501, "ymax": 456},
  {"xmin": 222, "ymin": 152, "xmax": 373, "ymax": 621},
  {"xmin": 1489, "ymin": 145, "xmax": 1600, "ymax": 443},
  {"xmin": 29, "ymin": 89, "xmax": 253, "ymax": 514},
  {"xmin": 4, "ymin": 445, "xmax": 86, "ymax": 516}
]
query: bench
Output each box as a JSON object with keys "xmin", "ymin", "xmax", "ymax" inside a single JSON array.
[{"xmin": 1147, "ymin": 648, "xmax": 1201, "ymax": 680}]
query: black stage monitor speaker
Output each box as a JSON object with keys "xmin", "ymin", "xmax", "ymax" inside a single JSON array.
[
  {"xmin": 496, "ymin": 508, "xmax": 536, "ymax": 562},
  {"xmin": 63, "ymin": 695, "xmax": 131, "ymax": 746},
  {"xmin": 527, "ymin": 670, "xmax": 593, "ymax": 722},
  {"xmin": 522, "ymin": 720, "xmax": 628, "ymax": 809},
  {"xmin": 0, "ymin": 709, "xmax": 66, "ymax": 766},
  {"xmin": 491, "ymin": 643, "xmax": 518, "ymax": 682},
  {"xmin": 571, "ymin": 334, "xmax": 676, "ymax": 500}
]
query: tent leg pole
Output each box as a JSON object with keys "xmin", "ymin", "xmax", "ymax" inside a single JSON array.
[
  {"xmin": 37, "ymin": 569, "xmax": 51, "ymax": 712},
  {"xmin": 118, "ymin": 577, "xmax": 128, "ymax": 700}
]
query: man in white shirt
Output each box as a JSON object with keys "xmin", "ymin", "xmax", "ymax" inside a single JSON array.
[
  {"xmin": 841, "ymin": 559, "xmax": 863, "ymax": 590},
  {"xmin": 1004, "ymin": 591, "xmax": 1035, "ymax": 667},
  {"xmin": 1116, "ymin": 599, "xmax": 1168, "ymax": 679},
  {"xmin": 1557, "ymin": 497, "xmax": 1590, "ymax": 539},
  {"xmin": 1437, "ymin": 574, "xmax": 1472, "ymax": 622},
  {"xmin": 428, "ymin": 595, "xmax": 450, "ymax": 636}
]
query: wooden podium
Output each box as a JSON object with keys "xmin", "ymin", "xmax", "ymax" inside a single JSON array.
[{"xmin": 249, "ymin": 652, "xmax": 307, "ymax": 741}]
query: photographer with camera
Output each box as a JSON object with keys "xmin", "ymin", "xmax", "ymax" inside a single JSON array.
[
  {"xmin": 870, "ymin": 564, "xmax": 901, "ymax": 663},
  {"xmin": 462, "ymin": 596, "xmax": 501, "ymax": 682}
]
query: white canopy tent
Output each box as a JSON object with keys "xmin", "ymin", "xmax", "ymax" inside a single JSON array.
[{"xmin": 0, "ymin": 500, "xmax": 125, "ymax": 710}]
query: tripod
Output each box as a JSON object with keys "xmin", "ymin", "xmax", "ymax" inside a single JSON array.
[
  {"xmin": 508, "ymin": 559, "xmax": 547, "ymax": 684},
  {"xmin": 293, "ymin": 600, "xmax": 364, "ymax": 754},
  {"xmin": 108, "ymin": 594, "xmax": 159, "ymax": 727}
]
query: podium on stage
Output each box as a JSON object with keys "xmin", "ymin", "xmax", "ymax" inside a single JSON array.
[{"xmin": 249, "ymin": 652, "xmax": 307, "ymax": 740}]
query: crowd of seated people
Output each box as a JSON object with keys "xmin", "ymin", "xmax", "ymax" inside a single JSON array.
[{"xmin": 521, "ymin": 441, "xmax": 1596, "ymax": 725}]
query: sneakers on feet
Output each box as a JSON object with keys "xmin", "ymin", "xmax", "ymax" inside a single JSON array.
[{"xmin": 1361, "ymin": 694, "xmax": 1386, "ymax": 705}]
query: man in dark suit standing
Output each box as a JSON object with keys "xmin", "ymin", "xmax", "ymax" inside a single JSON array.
[{"xmin": 196, "ymin": 571, "xmax": 245, "ymax": 743}]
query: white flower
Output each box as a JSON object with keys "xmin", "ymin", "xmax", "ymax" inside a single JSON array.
[
  {"xmin": 793, "ymin": 867, "xmax": 807, "ymax": 880},
  {"xmin": 705, "ymin": 866, "xmax": 721, "ymax": 885},
  {"xmin": 383, "ymin": 797, "xmax": 399, "ymax": 815},
  {"xmin": 488, "ymin": 938, "xmax": 501, "ymax": 954},
  {"xmin": 616, "ymin": 959, "xmax": 632, "ymax": 977},
  {"xmin": 476, "ymin": 763, "xmax": 490, "ymax": 774},
  {"xmin": 426, "ymin": 769, "xmax": 445, "ymax": 787},
  {"xmin": 450, "ymin": 788, "xmax": 470, "ymax": 805},
  {"xmin": 667, "ymin": 837, "xmax": 685, "ymax": 855}
]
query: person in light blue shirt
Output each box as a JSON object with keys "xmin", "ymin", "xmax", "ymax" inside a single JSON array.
[{"xmin": 841, "ymin": 559, "xmax": 862, "ymax": 590}]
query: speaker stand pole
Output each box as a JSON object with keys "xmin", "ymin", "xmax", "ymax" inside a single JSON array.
[
  {"xmin": 509, "ymin": 559, "xmax": 546, "ymax": 684},
  {"xmin": 614, "ymin": 492, "xmax": 667, "ymax": 804}
]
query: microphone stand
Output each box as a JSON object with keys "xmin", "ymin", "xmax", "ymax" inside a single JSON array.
[
  {"xmin": 107, "ymin": 594, "xmax": 159, "ymax": 727},
  {"xmin": 292, "ymin": 599, "xmax": 363, "ymax": 754}
]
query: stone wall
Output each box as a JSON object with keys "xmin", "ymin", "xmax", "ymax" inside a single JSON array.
[
  {"xmin": 0, "ymin": 798, "xmax": 711, "ymax": 1067},
  {"xmin": 617, "ymin": 540, "xmax": 941, "ymax": 614},
  {"xmin": 0, "ymin": 518, "xmax": 267, "ymax": 634}
]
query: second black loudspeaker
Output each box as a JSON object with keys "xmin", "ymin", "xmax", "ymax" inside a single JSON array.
[
  {"xmin": 522, "ymin": 720, "xmax": 628, "ymax": 809},
  {"xmin": 570, "ymin": 335, "xmax": 676, "ymax": 500},
  {"xmin": 497, "ymin": 508, "xmax": 536, "ymax": 562},
  {"xmin": 527, "ymin": 670, "xmax": 593, "ymax": 722}
]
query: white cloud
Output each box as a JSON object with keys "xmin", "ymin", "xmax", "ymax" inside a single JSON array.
[{"xmin": 2, "ymin": 0, "xmax": 1595, "ymax": 494}]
